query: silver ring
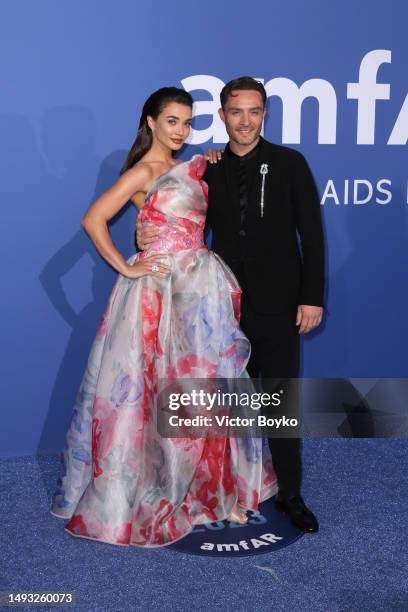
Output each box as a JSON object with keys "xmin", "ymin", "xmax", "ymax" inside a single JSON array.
[{"xmin": 151, "ymin": 264, "xmax": 159, "ymax": 273}]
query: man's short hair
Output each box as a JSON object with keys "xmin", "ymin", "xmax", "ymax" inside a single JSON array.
[{"xmin": 220, "ymin": 76, "xmax": 267, "ymax": 109}]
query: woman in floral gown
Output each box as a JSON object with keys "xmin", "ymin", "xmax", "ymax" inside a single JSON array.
[{"xmin": 50, "ymin": 87, "xmax": 278, "ymax": 547}]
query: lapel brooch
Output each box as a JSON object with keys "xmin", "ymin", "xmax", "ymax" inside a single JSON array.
[{"xmin": 260, "ymin": 163, "xmax": 268, "ymax": 217}]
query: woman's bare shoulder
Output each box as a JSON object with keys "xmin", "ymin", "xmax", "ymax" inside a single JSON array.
[
  {"xmin": 123, "ymin": 160, "xmax": 155, "ymax": 183},
  {"xmin": 120, "ymin": 161, "xmax": 160, "ymax": 200}
]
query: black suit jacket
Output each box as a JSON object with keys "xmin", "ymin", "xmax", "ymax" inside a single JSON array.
[{"xmin": 204, "ymin": 137, "xmax": 325, "ymax": 315}]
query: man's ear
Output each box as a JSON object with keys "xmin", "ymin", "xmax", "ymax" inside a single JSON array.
[{"xmin": 218, "ymin": 107, "xmax": 225, "ymax": 124}]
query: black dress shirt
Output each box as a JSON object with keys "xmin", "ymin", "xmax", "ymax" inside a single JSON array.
[{"xmin": 224, "ymin": 139, "xmax": 262, "ymax": 237}]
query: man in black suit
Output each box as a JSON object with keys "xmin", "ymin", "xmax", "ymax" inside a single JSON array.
[
  {"xmin": 203, "ymin": 76, "xmax": 324, "ymax": 532},
  {"xmin": 137, "ymin": 76, "xmax": 325, "ymax": 532}
]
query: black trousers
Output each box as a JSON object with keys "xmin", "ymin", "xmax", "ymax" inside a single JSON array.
[{"xmin": 239, "ymin": 293, "xmax": 302, "ymax": 497}]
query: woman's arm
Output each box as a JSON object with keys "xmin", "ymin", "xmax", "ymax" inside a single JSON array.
[{"xmin": 82, "ymin": 164, "xmax": 170, "ymax": 279}]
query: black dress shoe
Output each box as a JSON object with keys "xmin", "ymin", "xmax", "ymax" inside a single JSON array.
[{"xmin": 275, "ymin": 492, "xmax": 319, "ymax": 533}]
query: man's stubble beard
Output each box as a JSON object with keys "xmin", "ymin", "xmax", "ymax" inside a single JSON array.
[{"xmin": 227, "ymin": 127, "xmax": 262, "ymax": 148}]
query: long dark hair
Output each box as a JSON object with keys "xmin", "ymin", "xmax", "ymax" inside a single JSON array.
[{"xmin": 120, "ymin": 87, "xmax": 193, "ymax": 175}]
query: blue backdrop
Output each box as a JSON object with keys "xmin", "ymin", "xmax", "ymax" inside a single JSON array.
[{"xmin": 1, "ymin": 1, "xmax": 407, "ymax": 457}]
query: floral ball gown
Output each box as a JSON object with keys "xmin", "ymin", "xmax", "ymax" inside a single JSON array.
[{"xmin": 50, "ymin": 154, "xmax": 278, "ymax": 547}]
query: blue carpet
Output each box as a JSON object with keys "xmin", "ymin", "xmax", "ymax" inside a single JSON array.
[{"xmin": 1, "ymin": 439, "xmax": 407, "ymax": 612}]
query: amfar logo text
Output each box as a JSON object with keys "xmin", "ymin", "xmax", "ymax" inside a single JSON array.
[{"xmin": 182, "ymin": 50, "xmax": 407, "ymax": 145}]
